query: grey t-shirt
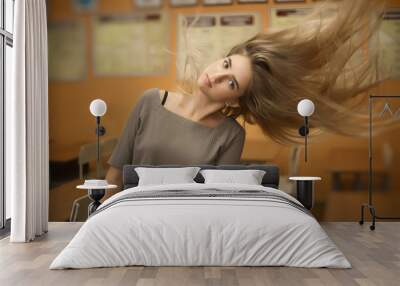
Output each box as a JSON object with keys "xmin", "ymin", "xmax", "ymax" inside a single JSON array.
[{"xmin": 107, "ymin": 88, "xmax": 246, "ymax": 168}]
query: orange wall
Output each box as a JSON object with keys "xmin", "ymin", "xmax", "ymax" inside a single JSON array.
[
  {"xmin": 48, "ymin": 0, "xmax": 400, "ymax": 220},
  {"xmin": 48, "ymin": 0, "xmax": 279, "ymax": 160}
]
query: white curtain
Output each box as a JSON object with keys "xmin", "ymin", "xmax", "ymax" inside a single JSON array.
[{"xmin": 7, "ymin": 0, "xmax": 49, "ymax": 242}]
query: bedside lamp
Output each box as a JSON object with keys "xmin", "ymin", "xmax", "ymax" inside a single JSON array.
[
  {"xmin": 90, "ymin": 99, "xmax": 107, "ymax": 178},
  {"xmin": 297, "ymin": 99, "xmax": 315, "ymax": 162}
]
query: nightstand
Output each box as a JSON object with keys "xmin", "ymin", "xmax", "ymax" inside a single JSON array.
[
  {"xmin": 77, "ymin": 181, "xmax": 118, "ymax": 216},
  {"xmin": 289, "ymin": 176, "xmax": 321, "ymax": 210}
]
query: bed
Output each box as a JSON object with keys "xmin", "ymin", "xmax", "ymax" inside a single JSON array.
[{"xmin": 49, "ymin": 164, "xmax": 351, "ymax": 269}]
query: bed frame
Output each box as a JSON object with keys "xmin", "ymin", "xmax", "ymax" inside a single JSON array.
[{"xmin": 122, "ymin": 164, "xmax": 280, "ymax": 190}]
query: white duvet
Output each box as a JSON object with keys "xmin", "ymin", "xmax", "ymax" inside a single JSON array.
[{"xmin": 49, "ymin": 183, "xmax": 351, "ymax": 269}]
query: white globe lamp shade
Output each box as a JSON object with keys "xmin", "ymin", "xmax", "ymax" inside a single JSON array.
[
  {"xmin": 297, "ymin": 99, "xmax": 315, "ymax": 117},
  {"xmin": 90, "ymin": 99, "xmax": 107, "ymax": 117}
]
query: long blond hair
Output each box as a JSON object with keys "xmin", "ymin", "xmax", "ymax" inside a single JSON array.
[{"xmin": 177, "ymin": 0, "xmax": 397, "ymax": 145}]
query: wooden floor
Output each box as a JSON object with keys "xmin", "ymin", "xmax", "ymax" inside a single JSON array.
[{"xmin": 0, "ymin": 222, "xmax": 399, "ymax": 286}]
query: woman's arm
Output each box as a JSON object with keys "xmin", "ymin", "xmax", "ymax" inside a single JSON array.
[
  {"xmin": 101, "ymin": 92, "xmax": 148, "ymax": 202},
  {"xmin": 101, "ymin": 165, "xmax": 123, "ymax": 203},
  {"xmin": 107, "ymin": 94, "xmax": 146, "ymax": 170}
]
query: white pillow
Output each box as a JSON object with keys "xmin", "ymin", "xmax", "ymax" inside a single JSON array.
[
  {"xmin": 200, "ymin": 169, "xmax": 266, "ymax": 185},
  {"xmin": 135, "ymin": 167, "xmax": 201, "ymax": 186}
]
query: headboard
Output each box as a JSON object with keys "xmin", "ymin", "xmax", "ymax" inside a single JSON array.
[{"xmin": 122, "ymin": 164, "xmax": 280, "ymax": 190}]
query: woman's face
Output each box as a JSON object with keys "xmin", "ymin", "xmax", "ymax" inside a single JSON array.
[{"xmin": 197, "ymin": 54, "xmax": 252, "ymax": 107}]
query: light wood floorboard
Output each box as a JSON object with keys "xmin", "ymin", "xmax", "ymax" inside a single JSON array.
[{"xmin": 0, "ymin": 222, "xmax": 399, "ymax": 286}]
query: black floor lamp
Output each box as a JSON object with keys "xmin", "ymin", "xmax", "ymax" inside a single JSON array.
[{"xmin": 359, "ymin": 94, "xmax": 400, "ymax": 230}]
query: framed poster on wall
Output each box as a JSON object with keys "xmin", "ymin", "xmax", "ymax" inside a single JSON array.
[
  {"xmin": 134, "ymin": 0, "xmax": 162, "ymax": 8},
  {"xmin": 369, "ymin": 9, "xmax": 400, "ymax": 79},
  {"xmin": 269, "ymin": 7, "xmax": 311, "ymax": 31},
  {"xmin": 48, "ymin": 21, "xmax": 87, "ymax": 81},
  {"xmin": 203, "ymin": 0, "xmax": 232, "ymax": 5},
  {"xmin": 274, "ymin": 0, "xmax": 305, "ymax": 3},
  {"xmin": 177, "ymin": 12, "xmax": 262, "ymax": 79},
  {"xmin": 238, "ymin": 0, "xmax": 267, "ymax": 3},
  {"xmin": 93, "ymin": 12, "xmax": 170, "ymax": 76}
]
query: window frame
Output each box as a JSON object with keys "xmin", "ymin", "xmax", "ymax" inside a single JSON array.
[{"xmin": 0, "ymin": 0, "xmax": 14, "ymax": 233}]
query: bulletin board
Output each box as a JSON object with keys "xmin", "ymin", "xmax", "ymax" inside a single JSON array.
[
  {"xmin": 373, "ymin": 9, "xmax": 400, "ymax": 79},
  {"xmin": 93, "ymin": 12, "xmax": 170, "ymax": 76},
  {"xmin": 48, "ymin": 21, "xmax": 86, "ymax": 81},
  {"xmin": 269, "ymin": 7, "xmax": 311, "ymax": 31},
  {"xmin": 176, "ymin": 12, "xmax": 262, "ymax": 80}
]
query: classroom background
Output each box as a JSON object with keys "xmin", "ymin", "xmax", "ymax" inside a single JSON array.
[{"xmin": 47, "ymin": 0, "xmax": 400, "ymax": 222}]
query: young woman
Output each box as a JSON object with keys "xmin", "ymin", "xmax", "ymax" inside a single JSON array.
[{"xmin": 105, "ymin": 0, "xmax": 393, "ymax": 195}]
